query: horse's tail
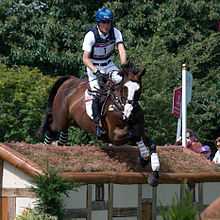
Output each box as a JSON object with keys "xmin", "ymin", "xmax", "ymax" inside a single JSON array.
[{"xmin": 37, "ymin": 75, "xmax": 72, "ymax": 138}]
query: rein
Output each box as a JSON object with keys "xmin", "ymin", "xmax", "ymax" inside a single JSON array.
[{"xmin": 88, "ymin": 68, "xmax": 141, "ymax": 118}]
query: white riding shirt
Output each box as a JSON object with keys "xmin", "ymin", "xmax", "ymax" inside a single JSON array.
[{"xmin": 83, "ymin": 26, "xmax": 124, "ymax": 91}]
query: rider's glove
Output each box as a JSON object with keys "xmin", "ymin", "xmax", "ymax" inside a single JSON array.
[
  {"xmin": 94, "ymin": 69, "xmax": 101, "ymax": 76},
  {"xmin": 94, "ymin": 69, "xmax": 105, "ymax": 77}
]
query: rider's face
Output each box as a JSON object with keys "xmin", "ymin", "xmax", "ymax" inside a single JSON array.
[
  {"xmin": 98, "ymin": 21, "xmax": 112, "ymax": 34},
  {"xmin": 216, "ymin": 139, "xmax": 220, "ymax": 148}
]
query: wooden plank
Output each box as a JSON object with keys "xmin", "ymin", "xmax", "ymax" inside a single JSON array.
[
  {"xmin": 63, "ymin": 207, "xmax": 139, "ymax": 218},
  {"xmin": 198, "ymin": 183, "xmax": 204, "ymax": 212},
  {"xmin": 62, "ymin": 172, "xmax": 220, "ymax": 184},
  {"xmin": 64, "ymin": 208, "xmax": 88, "ymax": 218},
  {"xmin": 2, "ymin": 188, "xmax": 35, "ymax": 198},
  {"xmin": 142, "ymin": 199, "xmax": 152, "ymax": 220},
  {"xmin": 152, "ymin": 187, "xmax": 157, "ymax": 220},
  {"xmin": 95, "ymin": 184, "xmax": 105, "ymax": 201},
  {"xmin": 137, "ymin": 184, "xmax": 142, "ymax": 220},
  {"xmin": 0, "ymin": 144, "xmax": 42, "ymax": 177},
  {"xmin": 91, "ymin": 201, "xmax": 107, "ymax": 210},
  {"xmin": 180, "ymin": 184, "xmax": 185, "ymax": 201},
  {"xmin": 108, "ymin": 183, "xmax": 113, "ymax": 220},
  {"xmin": 86, "ymin": 184, "xmax": 92, "ymax": 220},
  {"xmin": 113, "ymin": 208, "xmax": 137, "ymax": 217},
  {"xmin": 0, "ymin": 197, "xmax": 8, "ymax": 220},
  {"xmin": 8, "ymin": 198, "xmax": 16, "ymax": 220}
]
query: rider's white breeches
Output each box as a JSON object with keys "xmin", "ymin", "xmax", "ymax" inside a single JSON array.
[{"xmin": 87, "ymin": 62, "xmax": 122, "ymax": 91}]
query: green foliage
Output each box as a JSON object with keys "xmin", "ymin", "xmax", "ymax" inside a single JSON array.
[
  {"xmin": 15, "ymin": 208, "xmax": 57, "ymax": 220},
  {"xmin": 0, "ymin": 64, "xmax": 55, "ymax": 142},
  {"xmin": 153, "ymin": 0, "xmax": 220, "ymax": 53},
  {"xmin": 0, "ymin": 0, "xmax": 101, "ymax": 75},
  {"xmin": 68, "ymin": 127, "xmax": 99, "ymax": 145},
  {"xmin": 178, "ymin": 33, "xmax": 220, "ymax": 144},
  {"xmin": 32, "ymin": 168, "xmax": 80, "ymax": 220},
  {"xmin": 161, "ymin": 186, "xmax": 197, "ymax": 220}
]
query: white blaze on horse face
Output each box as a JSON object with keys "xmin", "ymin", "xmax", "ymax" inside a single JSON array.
[
  {"xmin": 124, "ymin": 81, "xmax": 140, "ymax": 101},
  {"xmin": 123, "ymin": 81, "xmax": 140, "ymax": 119}
]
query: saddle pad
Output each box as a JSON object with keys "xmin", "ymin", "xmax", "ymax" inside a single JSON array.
[{"xmin": 85, "ymin": 89, "xmax": 94, "ymax": 120}]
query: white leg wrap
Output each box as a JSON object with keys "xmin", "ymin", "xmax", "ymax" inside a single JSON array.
[
  {"xmin": 137, "ymin": 139, "xmax": 150, "ymax": 159},
  {"xmin": 151, "ymin": 153, "xmax": 160, "ymax": 171}
]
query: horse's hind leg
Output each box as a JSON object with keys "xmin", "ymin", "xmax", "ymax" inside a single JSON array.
[
  {"xmin": 57, "ymin": 129, "xmax": 68, "ymax": 146},
  {"xmin": 44, "ymin": 130, "xmax": 58, "ymax": 145}
]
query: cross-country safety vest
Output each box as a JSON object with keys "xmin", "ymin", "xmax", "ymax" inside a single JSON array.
[{"xmin": 90, "ymin": 26, "xmax": 116, "ymax": 60}]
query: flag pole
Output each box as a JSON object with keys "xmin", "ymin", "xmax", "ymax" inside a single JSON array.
[{"xmin": 182, "ymin": 64, "xmax": 187, "ymax": 147}]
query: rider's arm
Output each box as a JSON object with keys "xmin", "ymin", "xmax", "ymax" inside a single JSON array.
[
  {"xmin": 83, "ymin": 51, "xmax": 97, "ymax": 73},
  {"xmin": 82, "ymin": 31, "xmax": 97, "ymax": 73},
  {"xmin": 114, "ymin": 28, "xmax": 127, "ymax": 65},
  {"xmin": 117, "ymin": 42, "xmax": 127, "ymax": 65}
]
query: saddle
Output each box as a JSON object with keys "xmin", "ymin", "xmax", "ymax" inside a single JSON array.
[{"xmin": 84, "ymin": 77, "xmax": 123, "ymax": 120}]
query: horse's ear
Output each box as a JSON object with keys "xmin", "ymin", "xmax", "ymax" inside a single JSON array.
[{"xmin": 139, "ymin": 68, "xmax": 145, "ymax": 77}]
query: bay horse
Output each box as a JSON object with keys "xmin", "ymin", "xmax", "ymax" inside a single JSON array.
[{"xmin": 38, "ymin": 63, "xmax": 160, "ymax": 186}]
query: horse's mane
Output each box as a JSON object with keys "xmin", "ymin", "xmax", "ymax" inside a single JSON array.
[{"xmin": 120, "ymin": 62, "xmax": 140, "ymax": 77}]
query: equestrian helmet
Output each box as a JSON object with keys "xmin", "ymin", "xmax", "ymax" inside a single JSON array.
[{"xmin": 95, "ymin": 7, "xmax": 113, "ymax": 23}]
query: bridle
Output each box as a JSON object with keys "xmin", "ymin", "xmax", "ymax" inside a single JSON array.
[{"xmin": 96, "ymin": 76, "xmax": 140, "ymax": 118}]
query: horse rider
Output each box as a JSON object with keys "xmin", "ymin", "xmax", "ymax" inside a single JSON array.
[{"xmin": 82, "ymin": 6, "xmax": 127, "ymax": 137}]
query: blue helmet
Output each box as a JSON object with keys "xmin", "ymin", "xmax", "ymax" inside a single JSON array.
[
  {"xmin": 95, "ymin": 7, "xmax": 113, "ymax": 23},
  {"xmin": 200, "ymin": 145, "xmax": 211, "ymax": 153}
]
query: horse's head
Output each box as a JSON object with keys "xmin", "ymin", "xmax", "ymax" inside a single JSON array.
[
  {"xmin": 118, "ymin": 62, "xmax": 145, "ymax": 119},
  {"xmin": 120, "ymin": 62, "xmax": 145, "ymax": 83},
  {"xmin": 101, "ymin": 62, "xmax": 145, "ymax": 144}
]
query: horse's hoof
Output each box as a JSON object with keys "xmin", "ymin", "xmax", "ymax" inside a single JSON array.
[{"xmin": 148, "ymin": 172, "xmax": 159, "ymax": 187}]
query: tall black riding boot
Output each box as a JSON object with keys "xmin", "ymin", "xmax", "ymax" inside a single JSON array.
[{"xmin": 92, "ymin": 96, "xmax": 105, "ymax": 138}]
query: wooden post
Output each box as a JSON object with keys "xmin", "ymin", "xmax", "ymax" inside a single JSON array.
[
  {"xmin": 108, "ymin": 183, "xmax": 113, "ymax": 220},
  {"xmin": 8, "ymin": 198, "xmax": 16, "ymax": 220},
  {"xmin": 0, "ymin": 198, "xmax": 8, "ymax": 220},
  {"xmin": 137, "ymin": 184, "xmax": 142, "ymax": 220},
  {"xmin": 180, "ymin": 184, "xmax": 185, "ymax": 201},
  {"xmin": 95, "ymin": 184, "xmax": 105, "ymax": 201},
  {"xmin": 182, "ymin": 63, "xmax": 187, "ymax": 147},
  {"xmin": 86, "ymin": 184, "xmax": 92, "ymax": 220},
  {"xmin": 198, "ymin": 183, "xmax": 204, "ymax": 212},
  {"xmin": 142, "ymin": 198, "xmax": 152, "ymax": 220},
  {"xmin": 152, "ymin": 187, "xmax": 157, "ymax": 220}
]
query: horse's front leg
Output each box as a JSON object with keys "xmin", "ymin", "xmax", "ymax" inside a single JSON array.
[
  {"xmin": 146, "ymin": 139, "xmax": 160, "ymax": 187},
  {"xmin": 129, "ymin": 108, "xmax": 160, "ymax": 186},
  {"xmin": 132, "ymin": 132, "xmax": 159, "ymax": 187}
]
